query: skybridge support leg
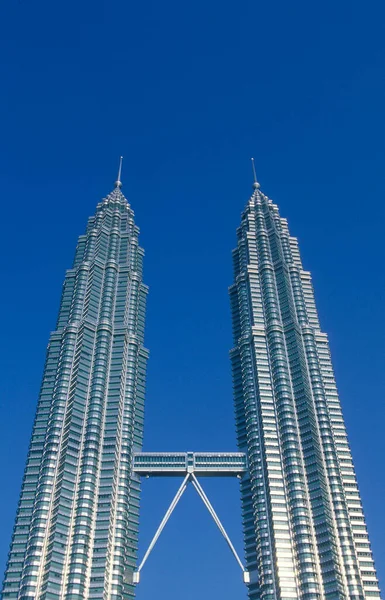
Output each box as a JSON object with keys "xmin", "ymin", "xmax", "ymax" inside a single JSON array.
[
  {"xmin": 190, "ymin": 474, "xmax": 250, "ymax": 583},
  {"xmin": 133, "ymin": 474, "xmax": 190, "ymax": 584},
  {"xmin": 133, "ymin": 473, "xmax": 249, "ymax": 585}
]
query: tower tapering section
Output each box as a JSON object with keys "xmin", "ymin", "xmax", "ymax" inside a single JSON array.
[
  {"xmin": 2, "ymin": 176, "xmax": 148, "ymax": 600},
  {"xmin": 230, "ymin": 179, "xmax": 381, "ymax": 600}
]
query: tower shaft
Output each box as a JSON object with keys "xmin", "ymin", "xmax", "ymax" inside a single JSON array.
[
  {"xmin": 2, "ymin": 186, "xmax": 148, "ymax": 600},
  {"xmin": 230, "ymin": 187, "xmax": 380, "ymax": 600}
]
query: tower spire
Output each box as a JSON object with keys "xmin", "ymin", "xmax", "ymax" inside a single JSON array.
[
  {"xmin": 115, "ymin": 156, "xmax": 123, "ymax": 188},
  {"xmin": 251, "ymin": 157, "xmax": 260, "ymax": 189}
]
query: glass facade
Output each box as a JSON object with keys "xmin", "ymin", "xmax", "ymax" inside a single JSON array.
[
  {"xmin": 2, "ymin": 183, "xmax": 148, "ymax": 600},
  {"xmin": 230, "ymin": 181, "xmax": 381, "ymax": 600}
]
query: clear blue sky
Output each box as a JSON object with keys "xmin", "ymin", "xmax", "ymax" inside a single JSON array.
[{"xmin": 0, "ymin": 0, "xmax": 384, "ymax": 597}]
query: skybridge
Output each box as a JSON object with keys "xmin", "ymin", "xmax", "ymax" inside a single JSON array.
[
  {"xmin": 132, "ymin": 451, "xmax": 247, "ymax": 477},
  {"xmin": 131, "ymin": 451, "xmax": 250, "ymax": 585}
]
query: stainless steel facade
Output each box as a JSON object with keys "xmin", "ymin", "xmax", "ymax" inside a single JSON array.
[
  {"xmin": 229, "ymin": 181, "xmax": 381, "ymax": 600},
  {"xmin": 2, "ymin": 182, "xmax": 148, "ymax": 600},
  {"xmin": 2, "ymin": 173, "xmax": 381, "ymax": 600}
]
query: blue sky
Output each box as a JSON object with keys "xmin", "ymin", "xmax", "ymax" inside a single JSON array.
[{"xmin": 0, "ymin": 0, "xmax": 384, "ymax": 597}]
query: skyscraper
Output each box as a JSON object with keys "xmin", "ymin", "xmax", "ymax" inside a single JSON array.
[
  {"xmin": 229, "ymin": 171, "xmax": 381, "ymax": 600},
  {"xmin": 2, "ymin": 164, "xmax": 149, "ymax": 600},
  {"xmin": 2, "ymin": 165, "xmax": 381, "ymax": 600}
]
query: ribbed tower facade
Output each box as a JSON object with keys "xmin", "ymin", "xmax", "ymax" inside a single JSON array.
[
  {"xmin": 2, "ymin": 177, "xmax": 148, "ymax": 600},
  {"xmin": 230, "ymin": 181, "xmax": 380, "ymax": 600}
]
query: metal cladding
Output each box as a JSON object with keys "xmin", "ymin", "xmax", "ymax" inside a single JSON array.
[
  {"xmin": 2, "ymin": 184, "xmax": 148, "ymax": 599},
  {"xmin": 229, "ymin": 184, "xmax": 381, "ymax": 600}
]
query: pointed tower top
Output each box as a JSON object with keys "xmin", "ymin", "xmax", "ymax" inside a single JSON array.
[
  {"xmin": 251, "ymin": 158, "xmax": 260, "ymax": 190},
  {"xmin": 115, "ymin": 156, "xmax": 123, "ymax": 188}
]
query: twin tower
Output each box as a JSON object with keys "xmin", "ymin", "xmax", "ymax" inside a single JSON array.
[{"xmin": 2, "ymin": 164, "xmax": 381, "ymax": 600}]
